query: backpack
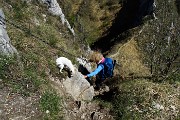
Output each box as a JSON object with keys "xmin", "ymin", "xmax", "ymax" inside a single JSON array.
[{"xmin": 100, "ymin": 58, "xmax": 116, "ymax": 78}]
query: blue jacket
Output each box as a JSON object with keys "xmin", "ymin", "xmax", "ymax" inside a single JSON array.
[
  {"xmin": 87, "ymin": 57, "xmax": 114, "ymax": 79},
  {"xmin": 87, "ymin": 64, "xmax": 104, "ymax": 77}
]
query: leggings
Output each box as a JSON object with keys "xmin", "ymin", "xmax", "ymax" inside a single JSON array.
[{"xmin": 95, "ymin": 76, "xmax": 106, "ymax": 89}]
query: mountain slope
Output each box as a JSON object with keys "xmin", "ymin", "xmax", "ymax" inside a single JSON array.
[{"xmin": 0, "ymin": 0, "xmax": 179, "ymax": 120}]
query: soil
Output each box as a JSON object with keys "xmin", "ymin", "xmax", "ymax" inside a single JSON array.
[{"xmin": 0, "ymin": 86, "xmax": 42, "ymax": 120}]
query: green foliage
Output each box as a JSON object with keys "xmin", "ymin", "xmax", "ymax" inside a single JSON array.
[
  {"xmin": 0, "ymin": 47, "xmax": 50, "ymax": 96},
  {"xmin": 67, "ymin": 15, "xmax": 76, "ymax": 27},
  {"xmin": 137, "ymin": 0, "xmax": 180, "ymax": 82},
  {"xmin": 78, "ymin": 0, "xmax": 92, "ymax": 19},
  {"xmin": 22, "ymin": 52, "xmax": 39, "ymax": 71},
  {"xmin": 12, "ymin": 33, "xmax": 26, "ymax": 51},
  {"xmin": 94, "ymin": 98, "xmax": 112, "ymax": 109},
  {"xmin": 48, "ymin": 34, "xmax": 58, "ymax": 47},
  {"xmin": 168, "ymin": 73, "xmax": 180, "ymax": 83},
  {"xmin": 40, "ymin": 91, "xmax": 63, "ymax": 119},
  {"xmin": 111, "ymin": 79, "xmax": 180, "ymax": 120},
  {"xmin": 113, "ymin": 96, "xmax": 142, "ymax": 120},
  {"xmin": 1, "ymin": 0, "xmax": 81, "ymax": 119},
  {"xmin": 24, "ymin": 70, "xmax": 46, "ymax": 90},
  {"xmin": 112, "ymin": 81, "xmax": 146, "ymax": 120},
  {"xmin": 5, "ymin": 1, "xmax": 31, "ymax": 21},
  {"xmin": 0, "ymin": 55, "xmax": 13, "ymax": 79},
  {"xmin": 32, "ymin": 24, "xmax": 59, "ymax": 47}
]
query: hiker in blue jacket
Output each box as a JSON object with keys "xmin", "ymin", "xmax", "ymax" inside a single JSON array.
[{"xmin": 84, "ymin": 51, "xmax": 115, "ymax": 90}]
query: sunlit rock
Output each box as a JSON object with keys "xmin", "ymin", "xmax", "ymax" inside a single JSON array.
[
  {"xmin": 40, "ymin": 0, "xmax": 75, "ymax": 36},
  {"xmin": 0, "ymin": 9, "xmax": 18, "ymax": 55},
  {"xmin": 63, "ymin": 68, "xmax": 94, "ymax": 101}
]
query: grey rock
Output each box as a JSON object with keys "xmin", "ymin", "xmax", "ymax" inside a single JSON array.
[
  {"xmin": 63, "ymin": 68, "xmax": 94, "ymax": 101},
  {"xmin": 40, "ymin": 0, "xmax": 75, "ymax": 36},
  {"xmin": 76, "ymin": 57, "xmax": 92, "ymax": 73},
  {"xmin": 0, "ymin": 9, "xmax": 18, "ymax": 55}
]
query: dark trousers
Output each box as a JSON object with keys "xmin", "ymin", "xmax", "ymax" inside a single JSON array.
[{"xmin": 95, "ymin": 75, "xmax": 106, "ymax": 90}]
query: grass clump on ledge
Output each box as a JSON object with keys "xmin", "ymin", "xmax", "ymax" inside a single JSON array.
[{"xmin": 40, "ymin": 91, "xmax": 63, "ymax": 120}]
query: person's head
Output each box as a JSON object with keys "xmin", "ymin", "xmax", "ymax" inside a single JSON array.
[{"xmin": 89, "ymin": 51, "xmax": 103, "ymax": 64}]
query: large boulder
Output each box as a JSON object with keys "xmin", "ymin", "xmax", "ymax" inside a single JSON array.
[
  {"xmin": 0, "ymin": 9, "xmax": 18, "ymax": 55},
  {"xmin": 63, "ymin": 68, "xmax": 94, "ymax": 101}
]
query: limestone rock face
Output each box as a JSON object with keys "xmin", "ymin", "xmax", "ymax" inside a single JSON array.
[
  {"xmin": 40, "ymin": 0, "xmax": 75, "ymax": 36},
  {"xmin": 63, "ymin": 68, "xmax": 94, "ymax": 101},
  {"xmin": 0, "ymin": 9, "xmax": 18, "ymax": 55}
]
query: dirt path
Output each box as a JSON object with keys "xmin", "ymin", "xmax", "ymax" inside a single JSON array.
[
  {"xmin": 0, "ymin": 86, "xmax": 42, "ymax": 120},
  {"xmin": 110, "ymin": 37, "xmax": 150, "ymax": 77}
]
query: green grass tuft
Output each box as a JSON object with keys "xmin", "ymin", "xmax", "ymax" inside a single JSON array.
[{"xmin": 40, "ymin": 91, "xmax": 63, "ymax": 119}]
